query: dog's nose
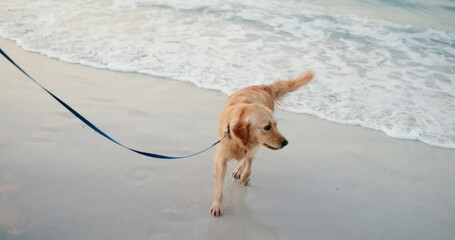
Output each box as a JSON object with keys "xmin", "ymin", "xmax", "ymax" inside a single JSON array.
[{"xmin": 281, "ymin": 139, "xmax": 288, "ymax": 148}]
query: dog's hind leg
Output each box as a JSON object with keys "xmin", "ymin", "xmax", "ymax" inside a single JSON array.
[
  {"xmin": 240, "ymin": 157, "xmax": 253, "ymax": 186},
  {"xmin": 232, "ymin": 159, "xmax": 245, "ymax": 179}
]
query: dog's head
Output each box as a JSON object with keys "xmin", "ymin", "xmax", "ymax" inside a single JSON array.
[{"xmin": 231, "ymin": 104, "xmax": 288, "ymax": 150}]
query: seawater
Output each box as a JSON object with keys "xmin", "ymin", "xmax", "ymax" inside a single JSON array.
[{"xmin": 0, "ymin": 0, "xmax": 454, "ymax": 148}]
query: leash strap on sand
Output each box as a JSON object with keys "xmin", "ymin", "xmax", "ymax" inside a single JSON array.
[{"xmin": 0, "ymin": 49, "xmax": 221, "ymax": 159}]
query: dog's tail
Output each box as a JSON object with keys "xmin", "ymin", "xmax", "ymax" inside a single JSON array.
[{"xmin": 270, "ymin": 70, "xmax": 314, "ymax": 100}]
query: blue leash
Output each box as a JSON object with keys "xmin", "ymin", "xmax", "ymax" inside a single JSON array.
[{"xmin": 0, "ymin": 49, "xmax": 222, "ymax": 159}]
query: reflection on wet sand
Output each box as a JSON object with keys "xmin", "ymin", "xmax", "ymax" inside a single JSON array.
[
  {"xmin": 205, "ymin": 181, "xmax": 279, "ymax": 240},
  {"xmin": 0, "ymin": 181, "xmax": 21, "ymax": 238}
]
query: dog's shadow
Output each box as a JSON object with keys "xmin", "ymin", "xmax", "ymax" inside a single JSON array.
[{"xmin": 204, "ymin": 180, "xmax": 279, "ymax": 240}]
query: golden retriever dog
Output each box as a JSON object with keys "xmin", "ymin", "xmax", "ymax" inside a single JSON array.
[{"xmin": 210, "ymin": 70, "xmax": 314, "ymax": 216}]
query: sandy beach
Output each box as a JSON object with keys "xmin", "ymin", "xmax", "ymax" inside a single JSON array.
[{"xmin": 1, "ymin": 37, "xmax": 455, "ymax": 239}]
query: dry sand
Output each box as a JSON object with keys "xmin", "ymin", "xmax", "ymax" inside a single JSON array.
[{"xmin": 1, "ymin": 38, "xmax": 455, "ymax": 240}]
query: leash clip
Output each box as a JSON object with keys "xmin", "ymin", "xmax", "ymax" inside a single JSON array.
[{"xmin": 223, "ymin": 124, "xmax": 231, "ymax": 139}]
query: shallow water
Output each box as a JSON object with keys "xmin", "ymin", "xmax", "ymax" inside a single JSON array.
[{"xmin": 0, "ymin": 0, "xmax": 454, "ymax": 148}]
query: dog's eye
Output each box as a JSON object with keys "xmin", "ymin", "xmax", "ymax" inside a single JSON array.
[{"xmin": 263, "ymin": 124, "xmax": 272, "ymax": 131}]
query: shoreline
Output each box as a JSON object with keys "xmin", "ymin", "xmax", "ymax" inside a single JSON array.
[
  {"xmin": 2, "ymin": 36, "xmax": 453, "ymax": 150},
  {"xmin": 1, "ymin": 37, "xmax": 455, "ymax": 239}
]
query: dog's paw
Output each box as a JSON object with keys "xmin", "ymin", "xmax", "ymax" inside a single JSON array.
[
  {"xmin": 240, "ymin": 176, "xmax": 250, "ymax": 186},
  {"xmin": 209, "ymin": 201, "xmax": 223, "ymax": 217},
  {"xmin": 231, "ymin": 170, "xmax": 242, "ymax": 179}
]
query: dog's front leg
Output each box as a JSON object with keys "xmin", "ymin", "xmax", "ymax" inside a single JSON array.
[
  {"xmin": 240, "ymin": 157, "xmax": 253, "ymax": 186},
  {"xmin": 210, "ymin": 149, "xmax": 227, "ymax": 217}
]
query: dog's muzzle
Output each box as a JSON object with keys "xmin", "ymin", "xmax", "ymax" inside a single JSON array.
[{"xmin": 264, "ymin": 138, "xmax": 288, "ymax": 150}]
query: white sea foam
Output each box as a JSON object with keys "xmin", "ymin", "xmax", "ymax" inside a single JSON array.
[{"xmin": 0, "ymin": 0, "xmax": 454, "ymax": 148}]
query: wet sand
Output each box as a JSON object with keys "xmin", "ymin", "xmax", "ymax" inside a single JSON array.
[{"xmin": 1, "ymin": 38, "xmax": 454, "ymax": 239}]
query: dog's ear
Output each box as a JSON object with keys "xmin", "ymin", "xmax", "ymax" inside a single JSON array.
[{"xmin": 233, "ymin": 120, "xmax": 250, "ymax": 146}]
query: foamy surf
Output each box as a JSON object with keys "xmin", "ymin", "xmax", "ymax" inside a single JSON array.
[{"xmin": 0, "ymin": 0, "xmax": 454, "ymax": 149}]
